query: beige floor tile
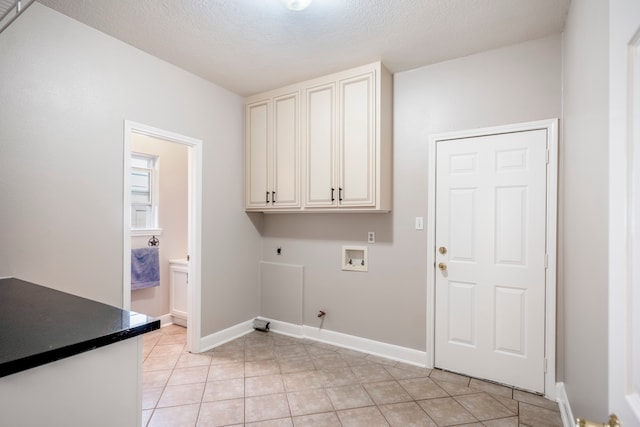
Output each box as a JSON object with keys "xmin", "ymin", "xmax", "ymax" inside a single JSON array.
[
  {"xmin": 143, "ymin": 354, "xmax": 180, "ymax": 372},
  {"xmin": 142, "ymin": 409, "xmax": 153, "ymax": 427},
  {"xmin": 518, "ymin": 402, "xmax": 563, "ymax": 427},
  {"xmin": 143, "ymin": 369, "xmax": 172, "ymax": 388},
  {"xmin": 142, "ymin": 386, "xmax": 164, "ymax": 410},
  {"xmin": 454, "ymin": 393, "xmax": 515, "ymax": 421},
  {"xmin": 208, "ymin": 361, "xmax": 244, "ymax": 380},
  {"xmin": 246, "ymin": 347, "xmax": 277, "ymax": 361},
  {"xmin": 287, "ymin": 389, "xmax": 335, "ymax": 416},
  {"xmin": 513, "ymin": 390, "xmax": 560, "ymax": 412},
  {"xmin": 276, "ymin": 344, "xmax": 309, "ymax": 359},
  {"xmin": 175, "ymin": 352, "xmax": 212, "ymax": 369},
  {"xmin": 312, "ymin": 354, "xmax": 349, "ymax": 370},
  {"xmin": 320, "ymin": 367, "xmax": 359, "ymax": 387},
  {"xmin": 247, "ymin": 418, "xmax": 294, "ymax": 427},
  {"xmin": 279, "ymin": 357, "xmax": 315, "ymax": 374},
  {"xmin": 418, "ymin": 397, "xmax": 478, "ymax": 426},
  {"xmin": 246, "ymin": 359, "xmax": 281, "ymax": 377},
  {"xmin": 210, "ymin": 349, "xmax": 245, "ymax": 365},
  {"xmin": 385, "ymin": 365, "xmax": 431, "ymax": 381},
  {"xmin": 148, "ymin": 404, "xmax": 200, "ymax": 427},
  {"xmin": 305, "ymin": 345, "xmax": 336, "ymax": 357},
  {"xmin": 196, "ymin": 398, "xmax": 244, "ymax": 427},
  {"xmin": 492, "ymin": 394, "xmax": 520, "ymax": 414},
  {"xmin": 431, "ymin": 378, "xmax": 477, "ymax": 396},
  {"xmin": 378, "ymin": 401, "xmax": 438, "ymax": 427},
  {"xmin": 202, "ymin": 378, "xmax": 244, "ymax": 402},
  {"xmin": 429, "ymin": 369, "xmax": 471, "ymax": 385},
  {"xmin": 150, "ymin": 343, "xmax": 186, "ymax": 357},
  {"xmin": 157, "ymin": 383, "xmax": 205, "ymax": 407},
  {"xmin": 245, "ymin": 393, "xmax": 292, "ymax": 423},
  {"xmin": 168, "ymin": 365, "xmax": 210, "ymax": 386},
  {"xmin": 483, "ymin": 416, "xmax": 519, "ymax": 426},
  {"xmin": 283, "ymin": 370, "xmax": 324, "ymax": 391},
  {"xmin": 325, "ymin": 384, "xmax": 375, "ymax": 410},
  {"xmin": 351, "ymin": 363, "xmax": 394, "ymax": 383},
  {"xmin": 246, "ymin": 374, "xmax": 285, "ymax": 396},
  {"xmin": 293, "ymin": 411, "xmax": 342, "ymax": 427},
  {"xmin": 469, "ymin": 378, "xmax": 513, "ymax": 399},
  {"xmin": 399, "ymin": 377, "xmax": 449, "ymax": 400},
  {"xmin": 363, "ymin": 380, "xmax": 413, "ymax": 405},
  {"xmin": 337, "ymin": 406, "xmax": 391, "ymax": 427},
  {"xmin": 157, "ymin": 333, "xmax": 187, "ymax": 346},
  {"xmin": 365, "ymin": 354, "xmax": 398, "ymax": 366}
]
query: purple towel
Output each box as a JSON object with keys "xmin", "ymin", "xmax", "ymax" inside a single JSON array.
[{"xmin": 131, "ymin": 247, "xmax": 160, "ymax": 290}]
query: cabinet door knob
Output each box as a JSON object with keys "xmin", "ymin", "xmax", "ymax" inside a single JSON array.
[
  {"xmin": 331, "ymin": 188, "xmax": 335, "ymax": 202},
  {"xmin": 339, "ymin": 187, "xmax": 343, "ymax": 201},
  {"xmin": 266, "ymin": 191, "xmax": 270, "ymax": 204},
  {"xmin": 272, "ymin": 191, "xmax": 276, "ymax": 204}
]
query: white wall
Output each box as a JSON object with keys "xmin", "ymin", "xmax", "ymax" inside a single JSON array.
[
  {"xmin": 130, "ymin": 134, "xmax": 188, "ymax": 318},
  {"xmin": 561, "ymin": 0, "xmax": 610, "ymax": 419},
  {"xmin": 0, "ymin": 4, "xmax": 262, "ymax": 336},
  {"xmin": 262, "ymin": 35, "xmax": 562, "ymax": 351}
]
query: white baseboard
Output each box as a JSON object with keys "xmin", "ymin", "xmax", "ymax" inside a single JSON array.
[
  {"xmin": 199, "ymin": 319, "xmax": 254, "ymax": 352},
  {"xmin": 197, "ymin": 317, "xmax": 427, "ymax": 367},
  {"xmin": 556, "ymin": 382, "xmax": 575, "ymax": 427},
  {"xmin": 156, "ymin": 313, "xmax": 173, "ymax": 327},
  {"xmin": 261, "ymin": 317, "xmax": 427, "ymax": 367}
]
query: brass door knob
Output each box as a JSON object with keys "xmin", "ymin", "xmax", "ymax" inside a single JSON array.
[
  {"xmin": 438, "ymin": 246, "xmax": 447, "ymax": 255},
  {"xmin": 438, "ymin": 262, "xmax": 447, "ymax": 270}
]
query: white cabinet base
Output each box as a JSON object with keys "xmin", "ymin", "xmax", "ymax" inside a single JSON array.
[{"xmin": 169, "ymin": 259, "xmax": 188, "ymax": 325}]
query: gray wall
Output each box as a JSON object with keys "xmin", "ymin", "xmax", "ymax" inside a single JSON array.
[
  {"xmin": 560, "ymin": 0, "xmax": 610, "ymax": 419},
  {"xmin": 0, "ymin": 4, "xmax": 262, "ymax": 336},
  {"xmin": 131, "ymin": 134, "xmax": 188, "ymax": 318},
  {"xmin": 262, "ymin": 34, "xmax": 562, "ymax": 351}
]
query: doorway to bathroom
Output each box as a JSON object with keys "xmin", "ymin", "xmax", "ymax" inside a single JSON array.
[{"xmin": 123, "ymin": 121, "xmax": 203, "ymax": 353}]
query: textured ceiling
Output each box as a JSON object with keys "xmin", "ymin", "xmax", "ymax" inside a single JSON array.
[{"xmin": 36, "ymin": 0, "xmax": 570, "ymax": 96}]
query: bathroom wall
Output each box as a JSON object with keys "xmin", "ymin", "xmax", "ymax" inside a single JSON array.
[
  {"xmin": 130, "ymin": 134, "xmax": 188, "ymax": 318},
  {"xmin": 261, "ymin": 34, "xmax": 562, "ymax": 351}
]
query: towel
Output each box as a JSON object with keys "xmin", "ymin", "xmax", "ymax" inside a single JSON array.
[{"xmin": 131, "ymin": 247, "xmax": 160, "ymax": 290}]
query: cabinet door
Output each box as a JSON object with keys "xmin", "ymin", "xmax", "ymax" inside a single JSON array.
[
  {"xmin": 273, "ymin": 93, "xmax": 299, "ymax": 207},
  {"xmin": 170, "ymin": 266, "xmax": 188, "ymax": 320},
  {"xmin": 339, "ymin": 72, "xmax": 375, "ymax": 207},
  {"xmin": 246, "ymin": 100, "xmax": 270, "ymax": 209},
  {"xmin": 305, "ymin": 83, "xmax": 336, "ymax": 207}
]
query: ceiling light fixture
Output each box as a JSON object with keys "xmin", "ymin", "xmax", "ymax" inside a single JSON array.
[{"xmin": 280, "ymin": 0, "xmax": 312, "ymax": 11}]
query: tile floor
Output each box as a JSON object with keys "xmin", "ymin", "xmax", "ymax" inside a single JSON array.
[{"xmin": 142, "ymin": 325, "xmax": 563, "ymax": 427}]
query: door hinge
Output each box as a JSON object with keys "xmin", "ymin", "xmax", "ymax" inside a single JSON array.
[
  {"xmin": 544, "ymin": 358, "xmax": 548, "ymax": 373},
  {"xmin": 544, "ymin": 254, "xmax": 548, "ymax": 269},
  {"xmin": 546, "ymin": 149, "xmax": 550, "ymax": 164}
]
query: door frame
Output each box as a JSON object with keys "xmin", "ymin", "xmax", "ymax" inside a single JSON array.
[
  {"xmin": 123, "ymin": 120, "xmax": 203, "ymax": 353},
  {"xmin": 426, "ymin": 119, "xmax": 558, "ymax": 399}
]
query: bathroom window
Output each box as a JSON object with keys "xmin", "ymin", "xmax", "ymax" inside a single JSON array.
[{"xmin": 131, "ymin": 153, "xmax": 159, "ymax": 230}]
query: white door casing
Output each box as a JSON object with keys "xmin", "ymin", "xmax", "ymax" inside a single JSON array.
[
  {"xmin": 427, "ymin": 119, "xmax": 558, "ymax": 398},
  {"xmin": 123, "ymin": 121, "xmax": 203, "ymax": 353},
  {"xmin": 609, "ymin": 6, "xmax": 640, "ymax": 423}
]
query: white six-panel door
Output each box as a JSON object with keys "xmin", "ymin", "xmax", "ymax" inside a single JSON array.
[{"xmin": 434, "ymin": 129, "xmax": 548, "ymax": 393}]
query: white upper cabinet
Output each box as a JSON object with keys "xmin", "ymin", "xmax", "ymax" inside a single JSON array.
[
  {"xmin": 245, "ymin": 91, "xmax": 300, "ymax": 210},
  {"xmin": 245, "ymin": 62, "xmax": 392, "ymax": 212}
]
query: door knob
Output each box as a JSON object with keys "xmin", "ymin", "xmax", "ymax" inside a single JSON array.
[
  {"xmin": 438, "ymin": 262, "xmax": 447, "ymax": 270},
  {"xmin": 577, "ymin": 414, "xmax": 620, "ymax": 427},
  {"xmin": 438, "ymin": 246, "xmax": 447, "ymax": 255}
]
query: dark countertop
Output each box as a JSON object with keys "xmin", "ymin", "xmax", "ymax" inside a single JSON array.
[{"xmin": 0, "ymin": 277, "xmax": 160, "ymax": 378}]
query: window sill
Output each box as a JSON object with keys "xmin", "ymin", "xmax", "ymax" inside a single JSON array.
[{"xmin": 131, "ymin": 228, "xmax": 163, "ymax": 237}]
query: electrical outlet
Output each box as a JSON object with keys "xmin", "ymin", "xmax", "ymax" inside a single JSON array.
[
  {"xmin": 367, "ymin": 231, "xmax": 375, "ymax": 243},
  {"xmin": 415, "ymin": 217, "xmax": 424, "ymax": 230}
]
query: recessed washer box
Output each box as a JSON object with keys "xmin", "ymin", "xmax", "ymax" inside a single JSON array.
[{"xmin": 342, "ymin": 246, "xmax": 368, "ymax": 272}]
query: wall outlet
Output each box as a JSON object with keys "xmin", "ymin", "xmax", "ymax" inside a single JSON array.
[
  {"xmin": 367, "ymin": 231, "xmax": 375, "ymax": 243},
  {"xmin": 415, "ymin": 217, "xmax": 424, "ymax": 230}
]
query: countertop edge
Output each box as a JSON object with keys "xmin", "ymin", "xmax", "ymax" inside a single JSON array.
[{"xmin": 0, "ymin": 319, "xmax": 160, "ymax": 378}]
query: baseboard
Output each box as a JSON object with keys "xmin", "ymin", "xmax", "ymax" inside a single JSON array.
[
  {"xmin": 199, "ymin": 319, "xmax": 254, "ymax": 352},
  {"xmin": 156, "ymin": 313, "xmax": 173, "ymax": 327},
  {"xmin": 260, "ymin": 317, "xmax": 427, "ymax": 367},
  {"xmin": 556, "ymin": 382, "xmax": 575, "ymax": 427}
]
